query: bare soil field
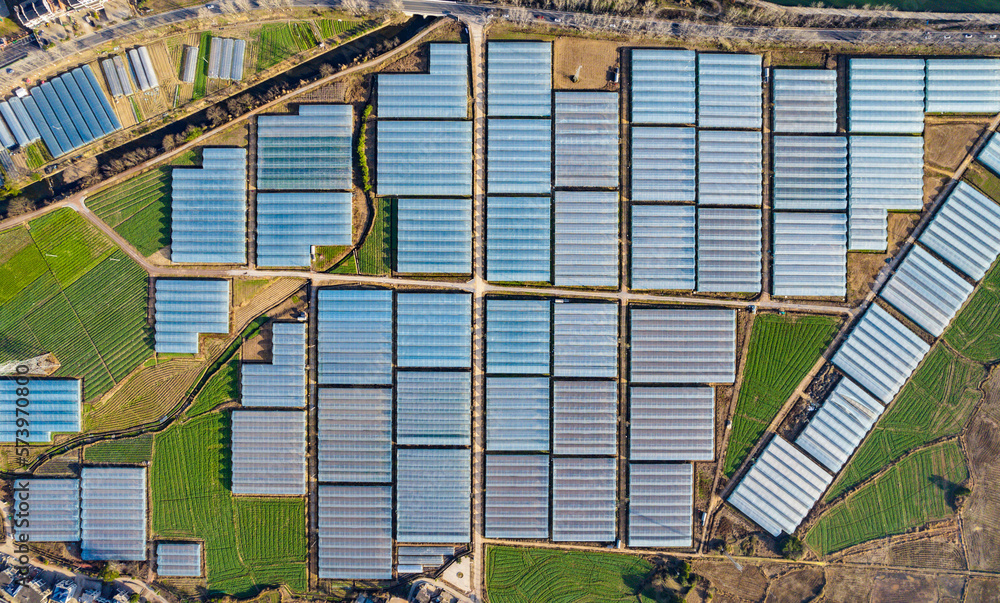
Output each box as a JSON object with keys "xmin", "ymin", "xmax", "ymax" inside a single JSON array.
[
  {"xmin": 553, "ymin": 36, "xmax": 620, "ymax": 90},
  {"xmin": 822, "ymin": 566, "xmax": 875, "ymax": 603},
  {"xmin": 84, "ymin": 356, "xmax": 204, "ymax": 431},
  {"xmin": 960, "ymin": 366, "xmax": 1000, "ymax": 571},
  {"xmin": 871, "ymin": 572, "xmax": 938, "ymax": 603},
  {"xmin": 690, "ymin": 560, "xmax": 768, "ymax": 602},
  {"xmin": 887, "ymin": 537, "xmax": 967, "ymax": 571},
  {"xmin": 762, "ymin": 568, "xmax": 824, "ymax": 603},
  {"xmin": 924, "ymin": 116, "xmax": 992, "ymax": 173},
  {"xmin": 964, "ymin": 578, "xmax": 1000, "ymax": 603}
]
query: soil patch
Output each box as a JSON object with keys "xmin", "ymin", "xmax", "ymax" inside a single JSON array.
[
  {"xmin": 763, "ymin": 568, "xmax": 824, "ymax": 603},
  {"xmin": 553, "ymin": 36, "xmax": 620, "ymax": 90},
  {"xmin": 924, "ymin": 117, "xmax": 992, "ymax": 173},
  {"xmin": 960, "ymin": 366, "xmax": 1000, "ymax": 571},
  {"xmin": 871, "ymin": 572, "xmax": 937, "ymax": 603}
]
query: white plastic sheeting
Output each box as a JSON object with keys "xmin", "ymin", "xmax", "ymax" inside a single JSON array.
[
  {"xmin": 697, "ymin": 130, "xmax": 762, "ymax": 207},
  {"xmin": 80, "ymin": 467, "xmax": 146, "ymax": 561},
  {"xmin": 978, "ymin": 131, "xmax": 1000, "ymax": 177},
  {"xmin": 919, "ymin": 181, "xmax": 1000, "ymax": 281},
  {"xmin": 772, "ymin": 212, "xmax": 847, "ymax": 298},
  {"xmin": 486, "ymin": 377, "xmax": 550, "ymax": 452},
  {"xmin": 795, "ymin": 378, "xmax": 884, "ymax": 473},
  {"xmin": 396, "ymin": 448, "xmax": 471, "ymax": 544},
  {"xmin": 486, "ymin": 299, "xmax": 550, "ymax": 375},
  {"xmin": 848, "ymin": 135, "xmax": 924, "ymax": 212},
  {"xmin": 630, "ymin": 307, "xmax": 736, "ymax": 384},
  {"xmin": 631, "ymin": 49, "xmax": 696, "ymax": 124},
  {"xmin": 554, "ymin": 91, "xmax": 618, "ymax": 188},
  {"xmin": 376, "ymin": 121, "xmax": 472, "ymax": 197},
  {"xmin": 317, "ymin": 289, "xmax": 393, "ymax": 385},
  {"xmin": 487, "ymin": 42, "xmax": 551, "ymax": 117},
  {"xmin": 631, "ymin": 204, "xmax": 696, "ymax": 291},
  {"xmin": 317, "ymin": 485, "xmax": 392, "ymax": 579},
  {"xmin": 157, "ymin": 543, "xmax": 202, "ymax": 577},
  {"xmin": 631, "ymin": 126, "xmax": 695, "ymax": 202},
  {"xmin": 1, "ymin": 378, "xmax": 81, "ymax": 443},
  {"xmin": 553, "ymin": 380, "xmax": 617, "ymax": 456},
  {"xmin": 629, "ymin": 386, "xmax": 714, "ymax": 461},
  {"xmin": 832, "ymin": 303, "xmax": 930, "ymax": 403},
  {"xmin": 396, "ymin": 198, "xmax": 472, "ymax": 274},
  {"xmin": 880, "ymin": 245, "xmax": 973, "ymax": 337},
  {"xmin": 848, "ymin": 206, "xmax": 888, "ymax": 252},
  {"xmin": 153, "ymin": 279, "xmax": 229, "ymax": 354},
  {"xmin": 488, "ymin": 119, "xmax": 551, "ymax": 195},
  {"xmin": 317, "ymin": 388, "xmax": 392, "ymax": 483},
  {"xmin": 487, "ymin": 196, "xmax": 551, "ymax": 283},
  {"xmin": 396, "ymin": 371, "xmax": 471, "ymax": 447},
  {"xmin": 552, "ymin": 457, "xmax": 617, "ymax": 543},
  {"xmin": 772, "ymin": 68, "xmax": 837, "ymax": 133},
  {"xmin": 485, "ymin": 455, "xmax": 550, "ymax": 539},
  {"xmin": 697, "ymin": 53, "xmax": 762, "ymax": 129},
  {"xmin": 697, "ymin": 208, "xmax": 762, "ymax": 293},
  {"xmin": 396, "ymin": 293, "xmax": 471, "ymax": 369},
  {"xmin": 628, "ymin": 463, "xmax": 693, "ymax": 548},
  {"xmin": 848, "ymin": 58, "xmax": 926, "ymax": 134},
  {"xmin": 377, "ymin": 43, "xmax": 468, "ymax": 119},
  {"xmin": 554, "ymin": 191, "xmax": 618, "ymax": 288},
  {"xmin": 12, "ymin": 478, "xmax": 80, "ymax": 542},
  {"xmin": 773, "ymin": 136, "xmax": 847, "ymax": 211},
  {"xmin": 728, "ymin": 435, "xmax": 832, "ymax": 537},
  {"xmin": 170, "ymin": 148, "xmax": 247, "ymax": 264},
  {"xmin": 255, "ymin": 193, "xmax": 352, "ymax": 268},
  {"xmin": 240, "ymin": 322, "xmax": 306, "ymax": 408},
  {"xmin": 553, "ymin": 302, "xmax": 618, "ymax": 379},
  {"xmin": 230, "ymin": 410, "xmax": 306, "ymax": 495},
  {"xmin": 925, "ymin": 59, "xmax": 1000, "ymax": 114}
]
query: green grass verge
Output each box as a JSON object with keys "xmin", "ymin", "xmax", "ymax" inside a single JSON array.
[
  {"xmin": 825, "ymin": 342, "xmax": 984, "ymax": 501},
  {"xmin": 151, "ymin": 412, "xmax": 307, "ymax": 597},
  {"xmin": 84, "ymin": 434, "xmax": 154, "ymax": 463},
  {"xmin": 767, "ymin": 0, "xmax": 999, "ymax": 11},
  {"xmin": 486, "ymin": 546, "xmax": 652, "ymax": 603},
  {"xmin": 805, "ymin": 441, "xmax": 968, "ymax": 556},
  {"xmin": 194, "ymin": 32, "xmax": 212, "ymax": 99},
  {"xmin": 944, "ymin": 259, "xmax": 1000, "ymax": 362},
  {"xmin": 186, "ymin": 357, "xmax": 239, "ymax": 417},
  {"xmin": 723, "ymin": 313, "xmax": 841, "ymax": 476},
  {"xmin": 357, "ymin": 196, "xmax": 391, "ymax": 275}
]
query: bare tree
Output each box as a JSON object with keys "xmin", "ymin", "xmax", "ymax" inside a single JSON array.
[
  {"xmin": 161, "ymin": 133, "xmax": 177, "ymax": 152},
  {"xmin": 206, "ymin": 105, "xmax": 228, "ymax": 126},
  {"xmin": 5, "ymin": 197, "xmax": 35, "ymax": 217},
  {"xmin": 319, "ymin": 63, "xmax": 336, "ymax": 77}
]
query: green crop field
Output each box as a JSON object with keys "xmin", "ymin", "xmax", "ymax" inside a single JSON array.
[
  {"xmin": 317, "ymin": 18, "xmax": 363, "ymax": 39},
  {"xmin": 826, "ymin": 342, "xmax": 984, "ymax": 501},
  {"xmin": 944, "ymin": 260, "xmax": 1000, "ymax": 363},
  {"xmin": 357, "ymin": 196, "xmax": 391, "ymax": 275},
  {"xmin": 23, "ymin": 140, "xmax": 51, "ymax": 170},
  {"xmin": 486, "ymin": 546, "xmax": 652, "ymax": 603},
  {"xmin": 84, "ymin": 434, "xmax": 154, "ymax": 463},
  {"xmin": 329, "ymin": 253, "xmax": 357, "ymax": 274},
  {"xmin": 186, "ymin": 357, "xmax": 239, "ymax": 417},
  {"xmin": 806, "ymin": 441, "xmax": 968, "ymax": 556},
  {"xmin": 964, "ymin": 162, "xmax": 1000, "ymax": 203},
  {"xmin": 194, "ymin": 32, "xmax": 212, "ymax": 99},
  {"xmin": 256, "ymin": 23, "xmax": 318, "ymax": 72},
  {"xmin": 766, "ymin": 0, "xmax": 999, "ymax": 11},
  {"xmin": 0, "ymin": 215, "xmax": 153, "ymax": 402},
  {"xmin": 151, "ymin": 412, "xmax": 307, "ymax": 597},
  {"xmin": 723, "ymin": 313, "xmax": 841, "ymax": 476}
]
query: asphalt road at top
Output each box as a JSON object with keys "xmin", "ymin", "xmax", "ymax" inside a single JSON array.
[{"xmin": 3, "ymin": 0, "xmax": 1000, "ymax": 89}]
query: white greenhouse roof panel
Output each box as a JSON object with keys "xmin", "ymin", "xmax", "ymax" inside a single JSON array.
[
  {"xmin": 377, "ymin": 43, "xmax": 468, "ymax": 119},
  {"xmin": 554, "ymin": 191, "xmax": 618, "ymax": 288},
  {"xmin": 397, "ymin": 371, "xmax": 471, "ymax": 447},
  {"xmin": 80, "ymin": 467, "xmax": 146, "ymax": 561},
  {"xmin": 553, "ymin": 380, "xmax": 617, "ymax": 456},
  {"xmin": 772, "ymin": 212, "xmax": 847, "ymax": 298},
  {"xmin": 241, "ymin": 322, "xmax": 306, "ymax": 407},
  {"xmin": 552, "ymin": 457, "xmax": 617, "ymax": 543},
  {"xmin": 397, "ymin": 293, "xmax": 471, "ymax": 368},
  {"xmin": 397, "ymin": 546, "xmax": 456, "ymax": 573},
  {"xmin": 553, "ymin": 302, "xmax": 618, "ymax": 378},
  {"xmin": 848, "ymin": 135, "xmax": 924, "ymax": 212},
  {"xmin": 630, "ymin": 307, "xmax": 736, "ymax": 384},
  {"xmin": 397, "ymin": 198, "xmax": 472, "ymax": 274},
  {"xmin": 153, "ymin": 279, "xmax": 229, "ymax": 354},
  {"xmin": 772, "ymin": 68, "xmax": 838, "ymax": 133},
  {"xmin": 978, "ymin": 131, "xmax": 1000, "ymax": 177},
  {"xmin": 773, "ymin": 136, "xmax": 847, "ymax": 211},
  {"xmin": 795, "ymin": 377, "xmax": 884, "ymax": 473},
  {"xmin": 487, "ymin": 119, "xmax": 551, "ymax": 195},
  {"xmin": 697, "ymin": 130, "xmax": 762, "ymax": 207},
  {"xmin": 727, "ymin": 435, "xmax": 832, "ymax": 538},
  {"xmin": 631, "ymin": 204, "xmax": 695, "ymax": 291},
  {"xmin": 256, "ymin": 104, "xmax": 352, "ymax": 191},
  {"xmin": 317, "ymin": 289, "xmax": 392, "ymax": 385},
  {"xmin": 396, "ymin": 448, "xmax": 471, "ymax": 544},
  {"xmin": 318, "ymin": 388, "xmax": 391, "ymax": 483},
  {"xmin": 880, "ymin": 245, "xmax": 973, "ymax": 337},
  {"xmin": 848, "ymin": 58, "xmax": 926, "ymax": 134},
  {"xmin": 628, "ymin": 463, "xmax": 692, "ymax": 548},
  {"xmin": 12, "ymin": 478, "xmax": 80, "ymax": 542},
  {"xmin": 629, "ymin": 386, "xmax": 713, "ymax": 461},
  {"xmin": 925, "ymin": 59, "xmax": 1000, "ymax": 114},
  {"xmin": 486, "ymin": 299, "xmax": 551, "ymax": 375},
  {"xmin": 697, "ymin": 53, "xmax": 762, "ymax": 129},
  {"xmin": 171, "ymin": 148, "xmax": 247, "ymax": 264},
  {"xmin": 157, "ymin": 543, "xmax": 202, "ymax": 577},
  {"xmin": 554, "ymin": 91, "xmax": 618, "ymax": 188},
  {"xmin": 697, "ymin": 208, "xmax": 762, "ymax": 293},
  {"xmin": 487, "ymin": 196, "xmax": 551, "ymax": 283},
  {"xmin": 487, "ymin": 41, "xmax": 552, "ymax": 117},
  {"xmin": 318, "ymin": 485, "xmax": 392, "ymax": 580},
  {"xmin": 486, "ymin": 377, "xmax": 550, "ymax": 452},
  {"xmin": 630, "ymin": 126, "xmax": 695, "ymax": 202},
  {"xmin": 256, "ymin": 192, "xmax": 352, "ymax": 268},
  {"xmin": 230, "ymin": 410, "xmax": 306, "ymax": 495},
  {"xmin": 1, "ymin": 378, "xmax": 81, "ymax": 443},
  {"xmin": 848, "ymin": 206, "xmax": 888, "ymax": 252},
  {"xmin": 919, "ymin": 181, "xmax": 1000, "ymax": 281},
  {"xmin": 832, "ymin": 303, "xmax": 930, "ymax": 403},
  {"xmin": 485, "ymin": 454, "xmax": 550, "ymax": 539},
  {"xmin": 376, "ymin": 120, "xmax": 472, "ymax": 197},
  {"xmin": 630, "ymin": 49, "xmax": 696, "ymax": 125}
]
